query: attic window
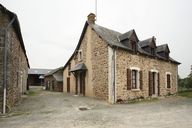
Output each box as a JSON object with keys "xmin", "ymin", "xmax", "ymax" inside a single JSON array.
[
  {"xmin": 131, "ymin": 42, "xmax": 136, "ymax": 52},
  {"xmin": 165, "ymin": 52, "xmax": 169, "ymax": 59},
  {"xmin": 151, "ymin": 48, "xmax": 155, "ymax": 56}
]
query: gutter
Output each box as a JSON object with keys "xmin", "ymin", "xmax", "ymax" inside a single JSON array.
[{"xmin": 3, "ymin": 15, "xmax": 16, "ymax": 114}]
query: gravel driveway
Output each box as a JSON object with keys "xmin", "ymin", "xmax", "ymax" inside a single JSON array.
[{"xmin": 0, "ymin": 86, "xmax": 192, "ymax": 128}]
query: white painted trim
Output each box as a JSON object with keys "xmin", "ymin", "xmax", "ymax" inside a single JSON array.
[
  {"xmin": 130, "ymin": 67, "xmax": 140, "ymax": 71},
  {"xmin": 150, "ymin": 69, "xmax": 159, "ymax": 73},
  {"xmin": 108, "ymin": 46, "xmax": 115, "ymax": 104}
]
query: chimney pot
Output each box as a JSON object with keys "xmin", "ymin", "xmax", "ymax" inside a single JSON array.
[{"xmin": 87, "ymin": 13, "xmax": 96, "ymax": 24}]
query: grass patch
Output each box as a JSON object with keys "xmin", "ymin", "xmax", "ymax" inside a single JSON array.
[
  {"xmin": 0, "ymin": 111, "xmax": 30, "ymax": 118},
  {"xmin": 178, "ymin": 90, "xmax": 192, "ymax": 98},
  {"xmin": 25, "ymin": 90, "xmax": 37, "ymax": 96}
]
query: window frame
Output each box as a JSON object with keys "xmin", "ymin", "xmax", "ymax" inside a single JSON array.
[
  {"xmin": 78, "ymin": 50, "xmax": 82, "ymax": 61},
  {"xmin": 166, "ymin": 72, "xmax": 172, "ymax": 89},
  {"xmin": 130, "ymin": 67, "xmax": 140, "ymax": 90}
]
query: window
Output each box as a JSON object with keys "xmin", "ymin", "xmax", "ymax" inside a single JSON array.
[
  {"xmin": 131, "ymin": 42, "xmax": 136, "ymax": 52},
  {"xmin": 132, "ymin": 70, "xmax": 137, "ymax": 89},
  {"xmin": 166, "ymin": 74, "xmax": 171, "ymax": 88},
  {"xmin": 165, "ymin": 52, "xmax": 169, "ymax": 59},
  {"xmin": 127, "ymin": 67, "xmax": 142, "ymax": 90},
  {"xmin": 151, "ymin": 48, "xmax": 155, "ymax": 56},
  {"xmin": 68, "ymin": 63, "xmax": 71, "ymax": 76},
  {"xmin": 78, "ymin": 50, "xmax": 82, "ymax": 61}
]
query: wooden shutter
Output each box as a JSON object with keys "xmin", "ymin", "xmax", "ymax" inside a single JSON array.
[
  {"xmin": 140, "ymin": 70, "xmax": 143, "ymax": 90},
  {"xmin": 157, "ymin": 73, "xmax": 160, "ymax": 96},
  {"xmin": 149, "ymin": 71, "xmax": 153, "ymax": 96},
  {"xmin": 127, "ymin": 69, "xmax": 131, "ymax": 90}
]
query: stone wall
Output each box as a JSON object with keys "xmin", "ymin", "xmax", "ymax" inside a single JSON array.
[
  {"xmin": 0, "ymin": 29, "xmax": 4, "ymax": 112},
  {"xmin": 115, "ymin": 49, "xmax": 178, "ymax": 101},
  {"xmin": 0, "ymin": 12, "xmax": 28, "ymax": 113},
  {"xmin": 63, "ymin": 24, "xmax": 109, "ymax": 99},
  {"xmin": 44, "ymin": 75, "xmax": 63, "ymax": 92},
  {"xmin": 91, "ymin": 28, "xmax": 109, "ymax": 100}
]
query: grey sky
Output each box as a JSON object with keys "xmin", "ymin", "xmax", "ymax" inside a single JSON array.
[{"xmin": 1, "ymin": 0, "xmax": 192, "ymax": 78}]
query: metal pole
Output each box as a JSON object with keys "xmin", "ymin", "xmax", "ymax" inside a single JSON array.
[
  {"xmin": 95, "ymin": 0, "xmax": 97, "ymax": 21},
  {"xmin": 3, "ymin": 16, "xmax": 16, "ymax": 114}
]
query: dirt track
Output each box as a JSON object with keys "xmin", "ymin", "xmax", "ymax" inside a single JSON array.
[{"xmin": 0, "ymin": 86, "xmax": 192, "ymax": 128}]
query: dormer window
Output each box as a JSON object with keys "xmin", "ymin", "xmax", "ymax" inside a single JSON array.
[
  {"xmin": 151, "ymin": 48, "xmax": 155, "ymax": 56},
  {"xmin": 165, "ymin": 52, "xmax": 169, "ymax": 59},
  {"xmin": 131, "ymin": 41, "xmax": 136, "ymax": 53}
]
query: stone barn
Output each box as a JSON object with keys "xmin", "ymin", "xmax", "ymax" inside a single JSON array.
[
  {"xmin": 44, "ymin": 67, "xmax": 63, "ymax": 92},
  {"xmin": 0, "ymin": 4, "xmax": 29, "ymax": 113}
]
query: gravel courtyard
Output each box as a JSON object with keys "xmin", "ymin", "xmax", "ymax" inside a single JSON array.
[{"xmin": 0, "ymin": 86, "xmax": 192, "ymax": 128}]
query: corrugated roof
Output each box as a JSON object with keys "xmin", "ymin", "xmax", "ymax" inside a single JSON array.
[{"xmin": 28, "ymin": 68, "xmax": 52, "ymax": 75}]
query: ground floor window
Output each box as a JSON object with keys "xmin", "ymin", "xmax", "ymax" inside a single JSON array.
[
  {"xmin": 131, "ymin": 70, "xmax": 138, "ymax": 89},
  {"xmin": 166, "ymin": 73, "xmax": 171, "ymax": 88},
  {"xmin": 127, "ymin": 67, "xmax": 142, "ymax": 90}
]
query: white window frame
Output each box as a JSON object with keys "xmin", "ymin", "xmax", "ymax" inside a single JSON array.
[
  {"xmin": 130, "ymin": 67, "xmax": 140, "ymax": 91},
  {"xmin": 165, "ymin": 72, "xmax": 172, "ymax": 89},
  {"xmin": 78, "ymin": 50, "xmax": 82, "ymax": 61}
]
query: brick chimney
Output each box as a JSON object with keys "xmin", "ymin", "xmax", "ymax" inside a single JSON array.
[{"xmin": 87, "ymin": 13, "xmax": 96, "ymax": 24}]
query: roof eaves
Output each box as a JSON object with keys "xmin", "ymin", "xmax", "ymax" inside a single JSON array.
[{"xmin": 63, "ymin": 21, "xmax": 89, "ymax": 70}]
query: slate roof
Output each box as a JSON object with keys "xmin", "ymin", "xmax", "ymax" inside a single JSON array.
[
  {"xmin": 63, "ymin": 20, "xmax": 180, "ymax": 69},
  {"xmin": 28, "ymin": 69, "xmax": 52, "ymax": 75},
  {"xmin": 53, "ymin": 74, "xmax": 63, "ymax": 82},
  {"xmin": 70, "ymin": 63, "xmax": 87, "ymax": 72},
  {"xmin": 91, "ymin": 23, "xmax": 179, "ymax": 64},
  {"xmin": 44, "ymin": 67, "xmax": 64, "ymax": 76},
  {"xmin": 0, "ymin": 4, "xmax": 30, "ymax": 67},
  {"xmin": 44, "ymin": 67, "xmax": 64, "ymax": 82},
  {"xmin": 156, "ymin": 44, "xmax": 170, "ymax": 53},
  {"xmin": 118, "ymin": 29, "xmax": 134, "ymax": 42},
  {"xmin": 139, "ymin": 37, "xmax": 156, "ymax": 48}
]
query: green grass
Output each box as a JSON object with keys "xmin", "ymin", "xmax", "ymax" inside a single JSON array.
[
  {"xmin": 178, "ymin": 90, "xmax": 192, "ymax": 98},
  {"xmin": 26, "ymin": 90, "xmax": 37, "ymax": 96}
]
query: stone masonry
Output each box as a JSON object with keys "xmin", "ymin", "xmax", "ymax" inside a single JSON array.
[
  {"xmin": 0, "ymin": 5, "xmax": 29, "ymax": 113},
  {"xmin": 63, "ymin": 13, "xmax": 179, "ymax": 103}
]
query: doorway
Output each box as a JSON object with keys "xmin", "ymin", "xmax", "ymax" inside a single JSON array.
[
  {"xmin": 67, "ymin": 77, "xmax": 70, "ymax": 93},
  {"xmin": 77, "ymin": 72, "xmax": 85, "ymax": 95},
  {"xmin": 149, "ymin": 71, "xmax": 159, "ymax": 97}
]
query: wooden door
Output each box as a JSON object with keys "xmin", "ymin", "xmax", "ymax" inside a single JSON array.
[
  {"xmin": 67, "ymin": 77, "xmax": 70, "ymax": 93},
  {"xmin": 79, "ymin": 72, "xmax": 85, "ymax": 95},
  {"xmin": 152, "ymin": 72, "xmax": 156, "ymax": 94}
]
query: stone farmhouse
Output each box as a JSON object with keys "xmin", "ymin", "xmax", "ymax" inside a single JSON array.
[
  {"xmin": 0, "ymin": 4, "xmax": 29, "ymax": 113},
  {"xmin": 63, "ymin": 13, "xmax": 180, "ymax": 103}
]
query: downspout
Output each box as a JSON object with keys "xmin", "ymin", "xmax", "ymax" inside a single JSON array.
[
  {"xmin": 3, "ymin": 15, "xmax": 16, "ymax": 114},
  {"xmin": 112, "ymin": 47, "xmax": 116, "ymax": 103}
]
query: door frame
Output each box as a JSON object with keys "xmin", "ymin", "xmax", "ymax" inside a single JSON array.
[{"xmin": 67, "ymin": 77, "xmax": 70, "ymax": 93}]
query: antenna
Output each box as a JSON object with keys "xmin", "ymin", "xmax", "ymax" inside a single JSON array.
[{"xmin": 95, "ymin": 0, "xmax": 97, "ymax": 21}]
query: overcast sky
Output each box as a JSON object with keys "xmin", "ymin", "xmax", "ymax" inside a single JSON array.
[{"xmin": 1, "ymin": 0, "xmax": 192, "ymax": 78}]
